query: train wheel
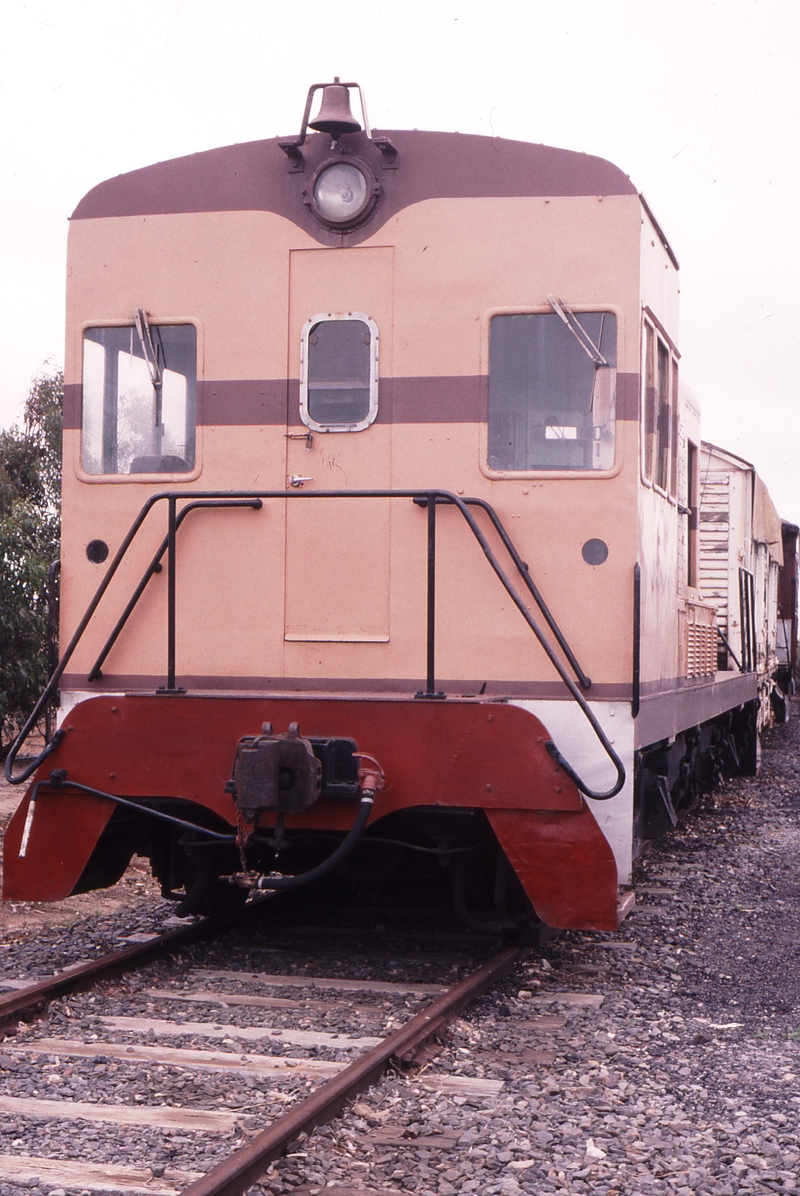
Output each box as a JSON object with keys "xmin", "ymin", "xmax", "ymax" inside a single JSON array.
[
  {"xmin": 176, "ymin": 846, "xmax": 248, "ymax": 923},
  {"xmin": 450, "ymin": 849, "xmax": 531, "ymax": 935},
  {"xmin": 518, "ymin": 917, "xmax": 559, "ymax": 947}
]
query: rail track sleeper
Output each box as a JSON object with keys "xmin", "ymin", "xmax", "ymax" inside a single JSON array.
[
  {"xmin": 392, "ymin": 1012, "xmax": 449, "ymax": 1065},
  {"xmin": 179, "ymin": 945, "xmax": 520, "ymax": 1196},
  {"xmin": 0, "ymin": 918, "xmax": 213, "ymax": 1031}
]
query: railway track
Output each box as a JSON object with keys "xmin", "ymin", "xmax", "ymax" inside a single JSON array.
[
  {"xmin": 0, "ymin": 915, "xmax": 519, "ymax": 1195},
  {"xmin": 1, "ymin": 709, "xmax": 800, "ymax": 1195}
]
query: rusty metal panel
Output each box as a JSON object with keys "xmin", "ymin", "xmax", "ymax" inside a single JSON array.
[
  {"xmin": 3, "ymin": 694, "xmax": 591, "ymax": 904},
  {"xmin": 488, "ymin": 805, "xmax": 618, "ymax": 931}
]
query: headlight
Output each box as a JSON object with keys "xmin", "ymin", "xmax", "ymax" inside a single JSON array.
[{"xmin": 309, "ymin": 159, "xmax": 378, "ymax": 228}]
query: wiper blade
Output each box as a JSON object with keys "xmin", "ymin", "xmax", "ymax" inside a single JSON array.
[
  {"xmin": 133, "ymin": 307, "xmax": 164, "ymax": 392},
  {"xmin": 547, "ymin": 295, "xmax": 609, "ymax": 367},
  {"xmin": 133, "ymin": 307, "xmax": 164, "ymax": 453}
]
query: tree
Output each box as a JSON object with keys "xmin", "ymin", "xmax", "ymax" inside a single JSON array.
[{"xmin": 0, "ymin": 369, "xmax": 63, "ymax": 757}]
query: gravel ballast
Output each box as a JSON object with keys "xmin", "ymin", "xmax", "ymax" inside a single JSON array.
[
  {"xmin": 254, "ymin": 707, "xmax": 800, "ymax": 1196},
  {"xmin": 0, "ymin": 705, "xmax": 798, "ymax": 1195}
]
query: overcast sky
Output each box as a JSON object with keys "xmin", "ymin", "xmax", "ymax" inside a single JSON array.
[{"xmin": 2, "ymin": 0, "xmax": 798, "ymax": 520}]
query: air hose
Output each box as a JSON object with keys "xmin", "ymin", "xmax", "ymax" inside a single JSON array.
[{"xmin": 227, "ymin": 793, "xmax": 374, "ymax": 894}]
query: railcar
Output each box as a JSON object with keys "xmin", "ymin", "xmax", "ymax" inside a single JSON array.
[
  {"xmin": 3, "ymin": 80, "xmax": 789, "ymax": 932},
  {"xmin": 776, "ymin": 521, "xmax": 799, "ymax": 698}
]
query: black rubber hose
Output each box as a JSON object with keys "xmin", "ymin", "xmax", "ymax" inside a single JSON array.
[
  {"xmin": 30, "ymin": 775, "xmax": 236, "ymax": 841},
  {"xmin": 251, "ymin": 796, "xmax": 374, "ymax": 891}
]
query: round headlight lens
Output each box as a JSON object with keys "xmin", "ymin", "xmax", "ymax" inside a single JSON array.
[{"xmin": 313, "ymin": 162, "xmax": 370, "ymax": 224}]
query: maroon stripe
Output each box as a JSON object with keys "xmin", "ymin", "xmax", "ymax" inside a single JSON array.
[
  {"xmin": 63, "ymin": 382, "xmax": 81, "ymax": 431},
  {"xmin": 386, "ymin": 376, "xmax": 482, "ymax": 424},
  {"xmin": 635, "ymin": 672, "xmax": 757, "ymax": 749},
  {"xmin": 616, "ymin": 372, "xmax": 639, "ymax": 421},
  {"xmin": 70, "ymin": 130, "xmax": 638, "ymax": 249},
  {"xmin": 65, "ymin": 374, "xmax": 640, "ymax": 431},
  {"xmin": 60, "ymin": 673, "xmax": 632, "ymax": 700},
  {"xmin": 201, "ymin": 379, "xmax": 287, "ymax": 426}
]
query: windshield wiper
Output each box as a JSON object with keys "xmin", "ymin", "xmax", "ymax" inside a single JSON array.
[
  {"xmin": 547, "ymin": 295, "xmax": 609, "ymax": 367},
  {"xmin": 133, "ymin": 307, "xmax": 164, "ymax": 454}
]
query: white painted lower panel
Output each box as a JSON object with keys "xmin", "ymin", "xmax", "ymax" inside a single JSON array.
[
  {"xmin": 511, "ymin": 699, "xmax": 635, "ymax": 885},
  {"xmin": 56, "ymin": 689, "xmax": 118, "ymax": 728}
]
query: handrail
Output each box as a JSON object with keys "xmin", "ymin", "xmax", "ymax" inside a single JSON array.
[
  {"xmin": 415, "ymin": 495, "xmax": 592, "ymax": 691},
  {"xmin": 717, "ymin": 625, "xmax": 743, "ymax": 673},
  {"xmin": 88, "ymin": 499, "xmax": 263, "ymax": 681},
  {"xmin": 5, "ymin": 489, "xmax": 625, "ymax": 800}
]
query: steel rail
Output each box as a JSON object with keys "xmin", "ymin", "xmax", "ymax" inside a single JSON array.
[
  {"xmin": 180, "ymin": 945, "xmax": 520, "ymax": 1196},
  {"xmin": 0, "ymin": 919, "xmax": 213, "ymax": 1031}
]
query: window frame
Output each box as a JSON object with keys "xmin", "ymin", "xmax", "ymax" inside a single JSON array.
[
  {"xmin": 299, "ymin": 312, "xmax": 379, "ymax": 434},
  {"xmin": 640, "ymin": 310, "xmax": 680, "ymax": 500},
  {"xmin": 479, "ymin": 303, "xmax": 624, "ymax": 481},
  {"xmin": 687, "ymin": 439, "xmax": 699, "ymax": 589},
  {"xmin": 75, "ymin": 317, "xmax": 202, "ymax": 484}
]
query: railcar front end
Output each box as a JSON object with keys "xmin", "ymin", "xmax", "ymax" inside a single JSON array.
[{"xmin": 3, "ymin": 81, "xmax": 782, "ymax": 932}]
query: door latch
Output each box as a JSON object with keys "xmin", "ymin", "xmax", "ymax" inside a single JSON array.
[{"xmin": 285, "ymin": 430, "xmax": 313, "ymax": 449}]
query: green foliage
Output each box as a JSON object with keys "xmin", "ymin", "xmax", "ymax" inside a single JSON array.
[{"xmin": 0, "ymin": 369, "xmax": 63, "ymax": 756}]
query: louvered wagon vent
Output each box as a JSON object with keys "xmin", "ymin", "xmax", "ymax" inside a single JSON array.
[{"xmin": 683, "ymin": 600, "xmax": 718, "ymax": 678}]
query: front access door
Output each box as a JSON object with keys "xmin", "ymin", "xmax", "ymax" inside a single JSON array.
[{"xmin": 284, "ymin": 247, "xmax": 393, "ymax": 652}]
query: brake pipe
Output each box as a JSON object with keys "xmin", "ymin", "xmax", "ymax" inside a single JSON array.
[
  {"xmin": 225, "ymin": 752, "xmax": 384, "ymax": 894},
  {"xmin": 16, "ymin": 771, "xmax": 236, "ymax": 860}
]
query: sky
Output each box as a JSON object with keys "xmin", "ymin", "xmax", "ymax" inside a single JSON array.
[{"xmin": 2, "ymin": 0, "xmax": 798, "ymax": 520}]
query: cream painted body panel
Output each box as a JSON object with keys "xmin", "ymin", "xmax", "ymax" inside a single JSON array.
[
  {"xmin": 62, "ymin": 195, "xmax": 645, "ymax": 691},
  {"xmin": 636, "ymin": 208, "xmax": 683, "ymax": 693},
  {"xmin": 639, "ymin": 212, "xmax": 680, "ymax": 340},
  {"xmin": 64, "ymin": 212, "xmax": 319, "ymax": 383},
  {"xmin": 638, "ymin": 484, "xmax": 681, "ymax": 685},
  {"xmin": 390, "ymin": 196, "xmax": 641, "ymax": 376}
]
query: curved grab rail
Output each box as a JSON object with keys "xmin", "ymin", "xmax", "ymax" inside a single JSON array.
[
  {"xmin": 417, "ymin": 495, "xmax": 592, "ymax": 692},
  {"xmin": 434, "ymin": 492, "xmax": 624, "ymax": 799},
  {"xmin": 4, "ymin": 497, "xmax": 262, "ymax": 784},
  {"xmin": 464, "ymin": 496, "xmax": 592, "ymax": 690},
  {"xmin": 6, "ymin": 487, "xmax": 625, "ymax": 799},
  {"xmin": 88, "ymin": 499, "xmax": 263, "ymax": 682}
]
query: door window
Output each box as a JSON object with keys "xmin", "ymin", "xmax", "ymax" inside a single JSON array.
[{"xmin": 300, "ymin": 313, "xmax": 378, "ymax": 432}]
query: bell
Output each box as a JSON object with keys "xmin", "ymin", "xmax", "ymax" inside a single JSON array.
[{"xmin": 308, "ymin": 79, "xmax": 362, "ymax": 140}]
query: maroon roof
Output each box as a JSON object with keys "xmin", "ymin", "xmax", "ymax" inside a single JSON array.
[{"xmin": 71, "ymin": 129, "xmax": 637, "ymax": 247}]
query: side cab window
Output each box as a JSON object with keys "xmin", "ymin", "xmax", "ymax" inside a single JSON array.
[
  {"xmin": 487, "ymin": 309, "xmax": 617, "ymax": 471},
  {"xmin": 642, "ymin": 315, "xmax": 678, "ymax": 497},
  {"xmin": 82, "ymin": 317, "xmax": 196, "ymax": 475}
]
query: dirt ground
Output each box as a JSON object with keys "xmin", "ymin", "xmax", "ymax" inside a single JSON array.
[{"xmin": 0, "ymin": 770, "xmax": 164, "ymax": 942}]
